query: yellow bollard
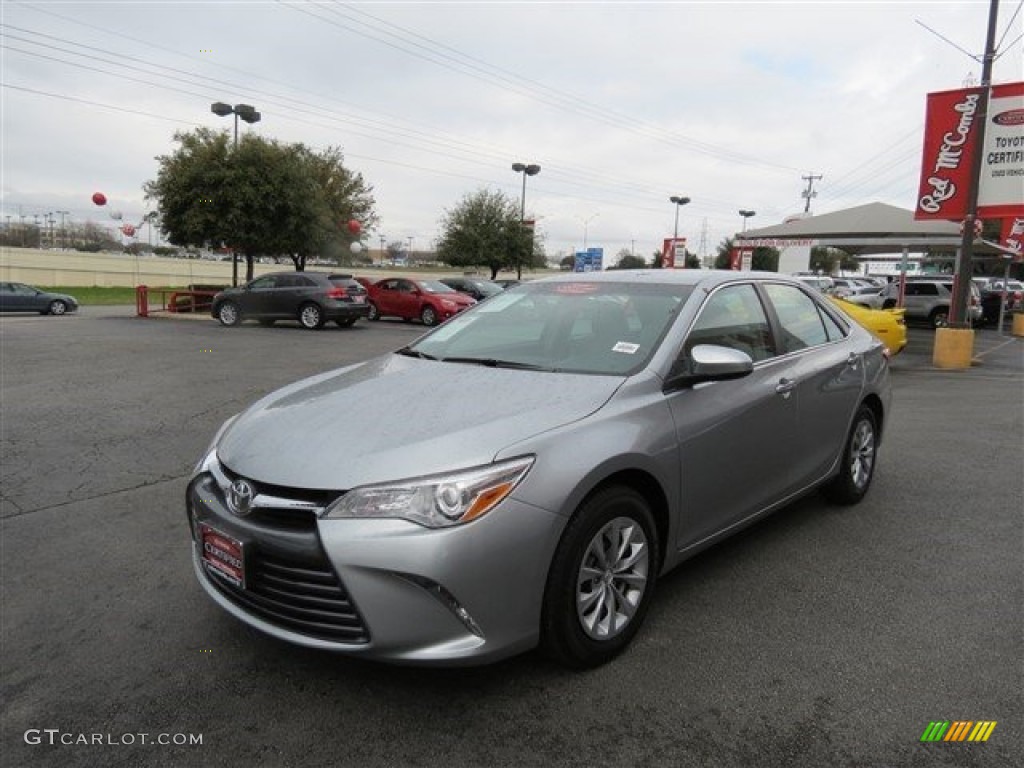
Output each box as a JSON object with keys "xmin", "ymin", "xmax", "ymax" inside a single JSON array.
[
  {"xmin": 932, "ymin": 328, "xmax": 975, "ymax": 369},
  {"xmin": 1012, "ymin": 313, "xmax": 1024, "ymax": 338}
]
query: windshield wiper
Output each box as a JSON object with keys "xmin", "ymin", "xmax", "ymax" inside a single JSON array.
[
  {"xmin": 395, "ymin": 346, "xmax": 439, "ymax": 361},
  {"xmin": 441, "ymin": 356, "xmax": 555, "ymax": 371}
]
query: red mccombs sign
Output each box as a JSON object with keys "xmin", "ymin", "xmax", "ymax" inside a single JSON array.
[
  {"xmin": 915, "ymin": 82, "xmax": 1024, "ymax": 222},
  {"xmin": 915, "ymin": 86, "xmax": 985, "ymax": 221}
]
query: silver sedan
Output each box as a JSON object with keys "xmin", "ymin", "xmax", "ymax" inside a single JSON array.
[{"xmin": 187, "ymin": 270, "xmax": 891, "ymax": 668}]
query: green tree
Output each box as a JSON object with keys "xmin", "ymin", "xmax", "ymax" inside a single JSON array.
[
  {"xmin": 436, "ymin": 189, "xmax": 541, "ymax": 279},
  {"xmin": 295, "ymin": 145, "xmax": 377, "ymax": 269},
  {"xmin": 145, "ymin": 128, "xmax": 377, "ymax": 281},
  {"xmin": 613, "ymin": 253, "xmax": 647, "ymax": 270},
  {"xmin": 559, "ymin": 254, "xmax": 575, "ymax": 270}
]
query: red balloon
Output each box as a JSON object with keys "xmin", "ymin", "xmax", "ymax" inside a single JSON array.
[
  {"xmin": 121, "ymin": 224, "xmax": 136, "ymax": 237},
  {"xmin": 92, "ymin": 192, "xmax": 107, "ymax": 206},
  {"xmin": 346, "ymin": 219, "xmax": 361, "ymax": 235}
]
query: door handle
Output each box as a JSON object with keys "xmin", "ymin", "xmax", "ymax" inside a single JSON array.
[{"xmin": 775, "ymin": 378, "xmax": 796, "ymax": 398}]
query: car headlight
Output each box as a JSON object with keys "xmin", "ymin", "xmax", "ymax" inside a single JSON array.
[
  {"xmin": 193, "ymin": 414, "xmax": 239, "ymax": 474},
  {"xmin": 324, "ymin": 456, "xmax": 534, "ymax": 528},
  {"xmin": 441, "ymin": 300, "xmax": 456, "ymax": 310}
]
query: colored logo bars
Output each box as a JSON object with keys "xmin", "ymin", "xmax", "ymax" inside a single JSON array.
[{"xmin": 920, "ymin": 721, "xmax": 997, "ymax": 742}]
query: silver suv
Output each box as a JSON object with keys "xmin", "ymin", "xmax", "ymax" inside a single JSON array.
[{"xmin": 880, "ymin": 278, "xmax": 981, "ymax": 327}]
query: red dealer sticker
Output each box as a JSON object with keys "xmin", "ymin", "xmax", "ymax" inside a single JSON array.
[{"xmin": 199, "ymin": 523, "xmax": 245, "ymax": 589}]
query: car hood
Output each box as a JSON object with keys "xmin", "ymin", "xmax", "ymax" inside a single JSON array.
[{"xmin": 216, "ymin": 354, "xmax": 624, "ymax": 490}]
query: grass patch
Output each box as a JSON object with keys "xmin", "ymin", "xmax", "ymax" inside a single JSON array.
[{"xmin": 39, "ymin": 286, "xmax": 187, "ymax": 305}]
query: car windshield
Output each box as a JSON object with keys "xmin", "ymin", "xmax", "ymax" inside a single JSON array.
[
  {"xmin": 420, "ymin": 281, "xmax": 457, "ymax": 294},
  {"xmin": 408, "ymin": 281, "xmax": 692, "ymax": 375},
  {"xmin": 472, "ymin": 280, "xmax": 504, "ymax": 296}
]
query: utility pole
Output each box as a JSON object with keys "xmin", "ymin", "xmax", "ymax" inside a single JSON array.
[
  {"xmin": 699, "ymin": 217, "xmax": 709, "ymax": 268},
  {"xmin": 949, "ymin": 0, "xmax": 1000, "ymax": 328},
  {"xmin": 801, "ymin": 174, "xmax": 822, "ymax": 213},
  {"xmin": 56, "ymin": 210, "xmax": 69, "ymax": 250}
]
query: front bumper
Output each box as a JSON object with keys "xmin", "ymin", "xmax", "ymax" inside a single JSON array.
[{"xmin": 186, "ymin": 465, "xmax": 565, "ymax": 665}]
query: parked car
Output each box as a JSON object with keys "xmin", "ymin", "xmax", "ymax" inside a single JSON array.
[
  {"xmin": 188, "ymin": 270, "xmax": 891, "ymax": 668},
  {"xmin": 0, "ymin": 282, "xmax": 78, "ymax": 315},
  {"xmin": 353, "ymin": 276, "xmax": 378, "ymax": 291},
  {"xmin": 793, "ymin": 275, "xmax": 835, "ymax": 293},
  {"xmin": 879, "ymin": 278, "xmax": 982, "ymax": 327},
  {"xmin": 439, "ymin": 276, "xmax": 505, "ymax": 301},
  {"xmin": 494, "ymin": 279, "xmax": 521, "ymax": 290},
  {"xmin": 366, "ymin": 277, "xmax": 475, "ymax": 326},
  {"xmin": 835, "ymin": 285, "xmax": 887, "ymax": 309},
  {"xmin": 828, "ymin": 297, "xmax": 907, "ymax": 356},
  {"xmin": 977, "ymin": 279, "xmax": 1024, "ymax": 325},
  {"xmin": 211, "ymin": 272, "xmax": 370, "ymax": 329}
]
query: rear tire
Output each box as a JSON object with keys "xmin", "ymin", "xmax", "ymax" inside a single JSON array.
[
  {"xmin": 298, "ymin": 303, "xmax": 324, "ymax": 330},
  {"xmin": 822, "ymin": 405, "xmax": 878, "ymax": 505},
  {"xmin": 541, "ymin": 486, "xmax": 658, "ymax": 669},
  {"xmin": 366, "ymin": 302, "xmax": 380, "ymax": 321},
  {"xmin": 217, "ymin": 301, "xmax": 241, "ymax": 327}
]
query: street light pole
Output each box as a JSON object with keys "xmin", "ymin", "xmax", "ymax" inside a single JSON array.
[
  {"xmin": 211, "ymin": 102, "xmax": 261, "ymax": 284},
  {"xmin": 580, "ymin": 213, "xmax": 599, "ymax": 251},
  {"xmin": 56, "ymin": 210, "xmax": 69, "ymax": 250},
  {"xmin": 512, "ymin": 162, "xmax": 541, "ymax": 279},
  {"xmin": 738, "ymin": 209, "xmax": 756, "ymax": 233},
  {"xmin": 669, "ymin": 195, "xmax": 690, "ymax": 267}
]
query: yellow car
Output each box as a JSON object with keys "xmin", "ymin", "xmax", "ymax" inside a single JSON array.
[{"xmin": 829, "ymin": 297, "xmax": 907, "ymax": 357}]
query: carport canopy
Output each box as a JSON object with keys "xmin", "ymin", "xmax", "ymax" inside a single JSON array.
[{"xmin": 734, "ymin": 202, "xmax": 1003, "ymax": 256}]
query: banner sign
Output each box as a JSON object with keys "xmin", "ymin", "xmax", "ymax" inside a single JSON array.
[
  {"xmin": 661, "ymin": 237, "xmax": 687, "ymax": 268},
  {"xmin": 915, "ymin": 86, "xmax": 985, "ymax": 220},
  {"xmin": 916, "ymin": 82, "xmax": 1023, "ymax": 222},
  {"xmin": 735, "ymin": 239, "xmax": 815, "ymax": 248},
  {"xmin": 729, "ymin": 247, "xmax": 753, "ymax": 270},
  {"xmin": 978, "ymin": 81, "xmax": 1024, "ymax": 220},
  {"xmin": 573, "ymin": 247, "xmax": 603, "ymax": 272},
  {"xmin": 1000, "ymin": 216, "xmax": 1024, "ymax": 259}
]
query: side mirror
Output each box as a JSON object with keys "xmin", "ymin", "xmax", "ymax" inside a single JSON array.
[{"xmin": 665, "ymin": 344, "xmax": 754, "ymax": 390}]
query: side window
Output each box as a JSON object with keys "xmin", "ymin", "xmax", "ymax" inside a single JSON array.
[
  {"xmin": 686, "ymin": 284, "xmax": 774, "ymax": 362},
  {"xmin": 818, "ymin": 305, "xmax": 847, "ymax": 341},
  {"xmin": 292, "ymin": 275, "xmax": 316, "ymax": 288},
  {"xmin": 763, "ymin": 284, "xmax": 830, "ymax": 353},
  {"xmin": 249, "ymin": 276, "xmax": 275, "ymax": 290},
  {"xmin": 380, "ymin": 280, "xmax": 397, "ymax": 291},
  {"xmin": 397, "ymin": 281, "xmax": 413, "ymax": 293}
]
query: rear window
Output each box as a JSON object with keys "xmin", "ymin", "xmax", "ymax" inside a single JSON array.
[{"xmin": 330, "ymin": 277, "xmax": 365, "ymax": 293}]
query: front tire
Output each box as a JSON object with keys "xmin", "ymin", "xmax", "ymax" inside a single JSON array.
[
  {"xmin": 541, "ymin": 486, "xmax": 658, "ymax": 669},
  {"xmin": 421, "ymin": 305, "xmax": 438, "ymax": 327},
  {"xmin": 298, "ymin": 303, "xmax": 325, "ymax": 330},
  {"xmin": 217, "ymin": 301, "xmax": 241, "ymax": 327},
  {"xmin": 822, "ymin": 405, "xmax": 878, "ymax": 505},
  {"xmin": 929, "ymin": 307, "xmax": 949, "ymax": 328},
  {"xmin": 48, "ymin": 300, "xmax": 68, "ymax": 316}
]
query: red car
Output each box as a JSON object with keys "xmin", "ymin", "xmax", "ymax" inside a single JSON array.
[{"xmin": 366, "ymin": 277, "xmax": 476, "ymax": 326}]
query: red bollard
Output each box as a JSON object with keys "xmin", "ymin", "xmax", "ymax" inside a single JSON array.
[{"xmin": 136, "ymin": 285, "xmax": 148, "ymax": 317}]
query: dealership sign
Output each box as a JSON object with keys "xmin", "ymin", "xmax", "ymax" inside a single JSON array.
[{"xmin": 916, "ymin": 82, "xmax": 1024, "ymax": 222}]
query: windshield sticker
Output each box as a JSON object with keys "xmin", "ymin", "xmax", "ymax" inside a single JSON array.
[
  {"xmin": 554, "ymin": 283, "xmax": 599, "ymax": 295},
  {"xmin": 612, "ymin": 341, "xmax": 640, "ymax": 354}
]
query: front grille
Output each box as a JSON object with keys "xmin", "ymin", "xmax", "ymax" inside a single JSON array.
[
  {"xmin": 206, "ymin": 548, "xmax": 369, "ymax": 644},
  {"xmin": 218, "ymin": 462, "xmax": 342, "ymax": 532}
]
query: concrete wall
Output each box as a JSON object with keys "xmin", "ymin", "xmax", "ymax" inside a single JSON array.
[{"xmin": 0, "ymin": 247, "xmax": 282, "ymax": 287}]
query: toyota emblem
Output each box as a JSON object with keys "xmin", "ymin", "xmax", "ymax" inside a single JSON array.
[{"xmin": 227, "ymin": 478, "xmax": 255, "ymax": 517}]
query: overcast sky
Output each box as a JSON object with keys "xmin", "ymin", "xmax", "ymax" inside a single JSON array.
[{"xmin": 2, "ymin": 1, "xmax": 1022, "ymax": 262}]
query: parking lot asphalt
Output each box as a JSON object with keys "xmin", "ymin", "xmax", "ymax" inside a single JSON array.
[{"xmin": 1, "ymin": 307, "xmax": 1021, "ymax": 768}]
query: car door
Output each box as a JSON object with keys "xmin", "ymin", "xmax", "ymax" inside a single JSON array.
[
  {"xmin": 665, "ymin": 282, "xmax": 801, "ymax": 549},
  {"xmin": 760, "ymin": 282, "xmax": 864, "ymax": 485},
  {"xmin": 395, "ymin": 280, "xmax": 419, "ymax": 318},
  {"xmin": 239, "ymin": 276, "xmax": 277, "ymax": 315}
]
